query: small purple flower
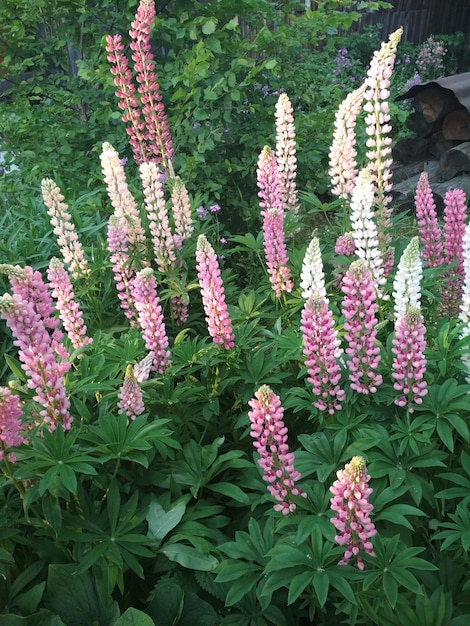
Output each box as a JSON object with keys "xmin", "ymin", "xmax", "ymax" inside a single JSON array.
[
  {"xmin": 120, "ymin": 157, "xmax": 128, "ymax": 166},
  {"xmin": 196, "ymin": 206, "xmax": 209, "ymax": 219},
  {"xmin": 220, "ymin": 237, "xmax": 227, "ymax": 245},
  {"xmin": 209, "ymin": 204, "xmax": 221, "ymax": 213}
]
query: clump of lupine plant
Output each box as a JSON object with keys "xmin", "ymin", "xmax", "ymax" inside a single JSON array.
[{"xmin": 416, "ymin": 35, "xmax": 447, "ymax": 81}]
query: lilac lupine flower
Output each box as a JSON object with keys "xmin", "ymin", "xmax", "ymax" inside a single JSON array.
[
  {"xmin": 171, "ymin": 292, "xmax": 189, "ymax": 327},
  {"xmin": 170, "ymin": 177, "xmax": 194, "ymax": 247},
  {"xmin": 275, "ymin": 93, "xmax": 299, "ymax": 214},
  {"xmin": 349, "ymin": 169, "xmax": 385, "ymax": 291},
  {"xmin": 41, "ymin": 178, "xmax": 89, "ymax": 278},
  {"xmin": 301, "ymin": 293, "xmax": 345, "ymax": 415},
  {"xmin": 441, "ymin": 188, "xmax": 467, "ymax": 315},
  {"xmin": 0, "ymin": 293, "xmax": 72, "ymax": 431},
  {"xmin": 0, "ymin": 387, "xmax": 25, "ymax": 462},
  {"xmin": 330, "ymin": 456, "xmax": 377, "ymax": 570},
  {"xmin": 196, "ymin": 235, "xmax": 234, "ymax": 350},
  {"xmin": 118, "ymin": 364, "xmax": 145, "ymax": 419},
  {"xmin": 139, "ymin": 161, "xmax": 176, "ymax": 272},
  {"xmin": 414, "ymin": 172, "xmax": 443, "ymax": 268},
  {"xmin": 248, "ymin": 385, "xmax": 306, "ymax": 514},
  {"xmin": 363, "ymin": 28, "xmax": 403, "ymax": 252},
  {"xmin": 129, "ymin": 0, "xmax": 174, "ymax": 173},
  {"xmin": 300, "ymin": 236, "xmax": 326, "ymax": 300},
  {"xmin": 257, "ymin": 145, "xmax": 281, "ymax": 212},
  {"xmin": 341, "ymin": 260, "xmax": 383, "ymax": 394},
  {"xmin": 100, "ymin": 142, "xmax": 148, "ymax": 258},
  {"xmin": 107, "ymin": 214, "xmax": 138, "ymax": 323},
  {"xmin": 392, "ymin": 237, "xmax": 422, "ymax": 320},
  {"xmin": 130, "ymin": 268, "xmax": 171, "ymax": 373},
  {"xmin": 392, "ymin": 306, "xmax": 427, "ymax": 411},
  {"xmin": 329, "ymin": 85, "xmax": 365, "ymax": 200},
  {"xmin": 47, "ymin": 258, "xmax": 93, "ymax": 351},
  {"xmin": 262, "ymin": 208, "xmax": 293, "ymax": 298}
]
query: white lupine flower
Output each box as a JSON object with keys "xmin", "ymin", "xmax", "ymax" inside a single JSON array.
[
  {"xmin": 392, "ymin": 237, "xmax": 422, "ymax": 320},
  {"xmin": 300, "ymin": 236, "xmax": 326, "ymax": 300},
  {"xmin": 350, "ymin": 168, "xmax": 385, "ymax": 289}
]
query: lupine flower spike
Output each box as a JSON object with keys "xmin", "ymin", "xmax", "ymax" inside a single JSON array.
[
  {"xmin": 100, "ymin": 142, "xmax": 147, "ymax": 257},
  {"xmin": 139, "ymin": 161, "xmax": 176, "ymax": 273},
  {"xmin": 329, "ymin": 85, "xmax": 366, "ymax": 201},
  {"xmin": 257, "ymin": 145, "xmax": 281, "ymax": 213},
  {"xmin": 301, "ymin": 293, "xmax": 345, "ymax": 415},
  {"xmin": 118, "ymin": 364, "xmax": 145, "ymax": 420},
  {"xmin": 275, "ymin": 93, "xmax": 299, "ymax": 215},
  {"xmin": 170, "ymin": 176, "xmax": 194, "ymax": 248},
  {"xmin": 363, "ymin": 28, "xmax": 403, "ymax": 261},
  {"xmin": 300, "ymin": 235, "xmax": 326, "ymax": 300},
  {"xmin": 414, "ymin": 172, "xmax": 443, "ymax": 268},
  {"xmin": 0, "ymin": 293, "xmax": 72, "ymax": 432},
  {"xmin": 107, "ymin": 215, "xmax": 138, "ymax": 323},
  {"xmin": 0, "ymin": 387, "xmax": 25, "ymax": 462},
  {"xmin": 248, "ymin": 385, "xmax": 306, "ymax": 514},
  {"xmin": 130, "ymin": 268, "xmax": 171, "ymax": 373},
  {"xmin": 392, "ymin": 237, "xmax": 422, "ymax": 320},
  {"xmin": 349, "ymin": 169, "xmax": 385, "ymax": 292},
  {"xmin": 441, "ymin": 188, "xmax": 467, "ymax": 316},
  {"xmin": 458, "ymin": 224, "xmax": 470, "ymax": 382},
  {"xmin": 330, "ymin": 456, "xmax": 377, "ymax": 570},
  {"xmin": 41, "ymin": 178, "xmax": 89, "ymax": 279},
  {"xmin": 196, "ymin": 235, "xmax": 234, "ymax": 350},
  {"xmin": 341, "ymin": 260, "xmax": 383, "ymax": 394},
  {"xmin": 391, "ymin": 306, "xmax": 427, "ymax": 411},
  {"xmin": 47, "ymin": 258, "xmax": 93, "ymax": 351},
  {"xmin": 262, "ymin": 208, "xmax": 293, "ymax": 298}
]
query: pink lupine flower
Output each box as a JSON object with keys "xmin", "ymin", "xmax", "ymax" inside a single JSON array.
[
  {"xmin": 248, "ymin": 385, "xmax": 306, "ymax": 514},
  {"xmin": 41, "ymin": 178, "xmax": 89, "ymax": 278},
  {"xmin": 275, "ymin": 93, "xmax": 299, "ymax": 214},
  {"xmin": 301, "ymin": 293, "xmax": 345, "ymax": 415},
  {"xmin": 441, "ymin": 188, "xmax": 467, "ymax": 316},
  {"xmin": 414, "ymin": 171, "xmax": 443, "ymax": 268},
  {"xmin": 171, "ymin": 177, "xmax": 194, "ymax": 247},
  {"xmin": 330, "ymin": 456, "xmax": 377, "ymax": 570},
  {"xmin": 349, "ymin": 169, "xmax": 385, "ymax": 291},
  {"xmin": 257, "ymin": 145, "xmax": 281, "ymax": 212},
  {"xmin": 107, "ymin": 215, "xmax": 138, "ymax": 323},
  {"xmin": 100, "ymin": 142, "xmax": 148, "ymax": 257},
  {"xmin": 0, "ymin": 293, "xmax": 72, "ymax": 431},
  {"xmin": 129, "ymin": 0, "xmax": 173, "ymax": 172},
  {"xmin": 459, "ymin": 224, "xmax": 470, "ymax": 382},
  {"xmin": 341, "ymin": 260, "xmax": 383, "ymax": 394},
  {"xmin": 0, "ymin": 264, "xmax": 69, "ymax": 363},
  {"xmin": 392, "ymin": 237, "xmax": 422, "ymax": 320},
  {"xmin": 47, "ymin": 258, "xmax": 93, "ymax": 351},
  {"xmin": 133, "ymin": 351, "xmax": 155, "ymax": 383},
  {"xmin": 300, "ymin": 236, "xmax": 326, "ymax": 300},
  {"xmin": 262, "ymin": 208, "xmax": 293, "ymax": 298},
  {"xmin": 139, "ymin": 161, "xmax": 176, "ymax": 272},
  {"xmin": 130, "ymin": 268, "xmax": 171, "ymax": 373},
  {"xmin": 329, "ymin": 85, "xmax": 365, "ymax": 200},
  {"xmin": 118, "ymin": 364, "xmax": 145, "ymax": 419},
  {"xmin": 106, "ymin": 33, "xmax": 147, "ymax": 164},
  {"xmin": 333, "ymin": 232, "xmax": 356, "ymax": 286},
  {"xmin": 392, "ymin": 306, "xmax": 427, "ymax": 411},
  {"xmin": 196, "ymin": 235, "xmax": 234, "ymax": 350},
  {"xmin": 363, "ymin": 28, "xmax": 403, "ymax": 250},
  {"xmin": 0, "ymin": 387, "xmax": 25, "ymax": 462}
]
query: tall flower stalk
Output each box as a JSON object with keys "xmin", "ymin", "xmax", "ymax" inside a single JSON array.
[
  {"xmin": 107, "ymin": 215, "xmax": 138, "ymax": 324},
  {"xmin": 262, "ymin": 208, "xmax": 293, "ymax": 298},
  {"xmin": 248, "ymin": 385, "xmax": 305, "ymax": 514},
  {"xmin": 275, "ymin": 93, "xmax": 299, "ymax": 215},
  {"xmin": 118, "ymin": 364, "xmax": 145, "ymax": 420},
  {"xmin": 196, "ymin": 235, "xmax": 234, "ymax": 350},
  {"xmin": 300, "ymin": 235, "xmax": 326, "ymax": 300},
  {"xmin": 329, "ymin": 85, "xmax": 365, "ymax": 201},
  {"xmin": 392, "ymin": 237, "xmax": 422, "ymax": 321},
  {"xmin": 330, "ymin": 456, "xmax": 377, "ymax": 570},
  {"xmin": 41, "ymin": 178, "xmax": 89, "ymax": 279},
  {"xmin": 170, "ymin": 176, "xmax": 194, "ymax": 248},
  {"xmin": 0, "ymin": 387, "xmax": 25, "ymax": 462},
  {"xmin": 441, "ymin": 188, "xmax": 467, "ymax": 316},
  {"xmin": 341, "ymin": 260, "xmax": 382, "ymax": 394},
  {"xmin": 363, "ymin": 27, "xmax": 403, "ymax": 253},
  {"xmin": 414, "ymin": 172, "xmax": 443, "ymax": 268}
]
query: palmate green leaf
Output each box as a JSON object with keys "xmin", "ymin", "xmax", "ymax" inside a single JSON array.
[
  {"xmin": 207, "ymin": 482, "xmax": 250, "ymax": 504},
  {"xmin": 312, "ymin": 571, "xmax": 329, "ymax": 608},
  {"xmin": 225, "ymin": 572, "xmax": 261, "ymax": 607},
  {"xmin": 375, "ymin": 503, "xmax": 427, "ymax": 530},
  {"xmin": 146, "ymin": 497, "xmax": 186, "ymax": 545}
]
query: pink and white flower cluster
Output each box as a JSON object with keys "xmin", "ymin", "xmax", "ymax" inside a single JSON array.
[
  {"xmin": 248, "ymin": 385, "xmax": 305, "ymax": 514},
  {"xmin": 0, "ymin": 387, "xmax": 25, "ymax": 462},
  {"xmin": 330, "ymin": 456, "xmax": 377, "ymax": 570}
]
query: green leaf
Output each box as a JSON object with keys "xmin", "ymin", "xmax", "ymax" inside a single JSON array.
[
  {"xmin": 161, "ymin": 544, "xmax": 218, "ymax": 571},
  {"xmin": 114, "ymin": 608, "xmax": 154, "ymax": 626},
  {"xmin": 312, "ymin": 571, "xmax": 329, "ymax": 607},
  {"xmin": 207, "ymin": 482, "xmax": 250, "ymax": 504},
  {"xmin": 383, "ymin": 571, "xmax": 398, "ymax": 608},
  {"xmin": 201, "ymin": 19, "xmax": 216, "ymax": 35},
  {"xmin": 147, "ymin": 498, "xmax": 186, "ymax": 544}
]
